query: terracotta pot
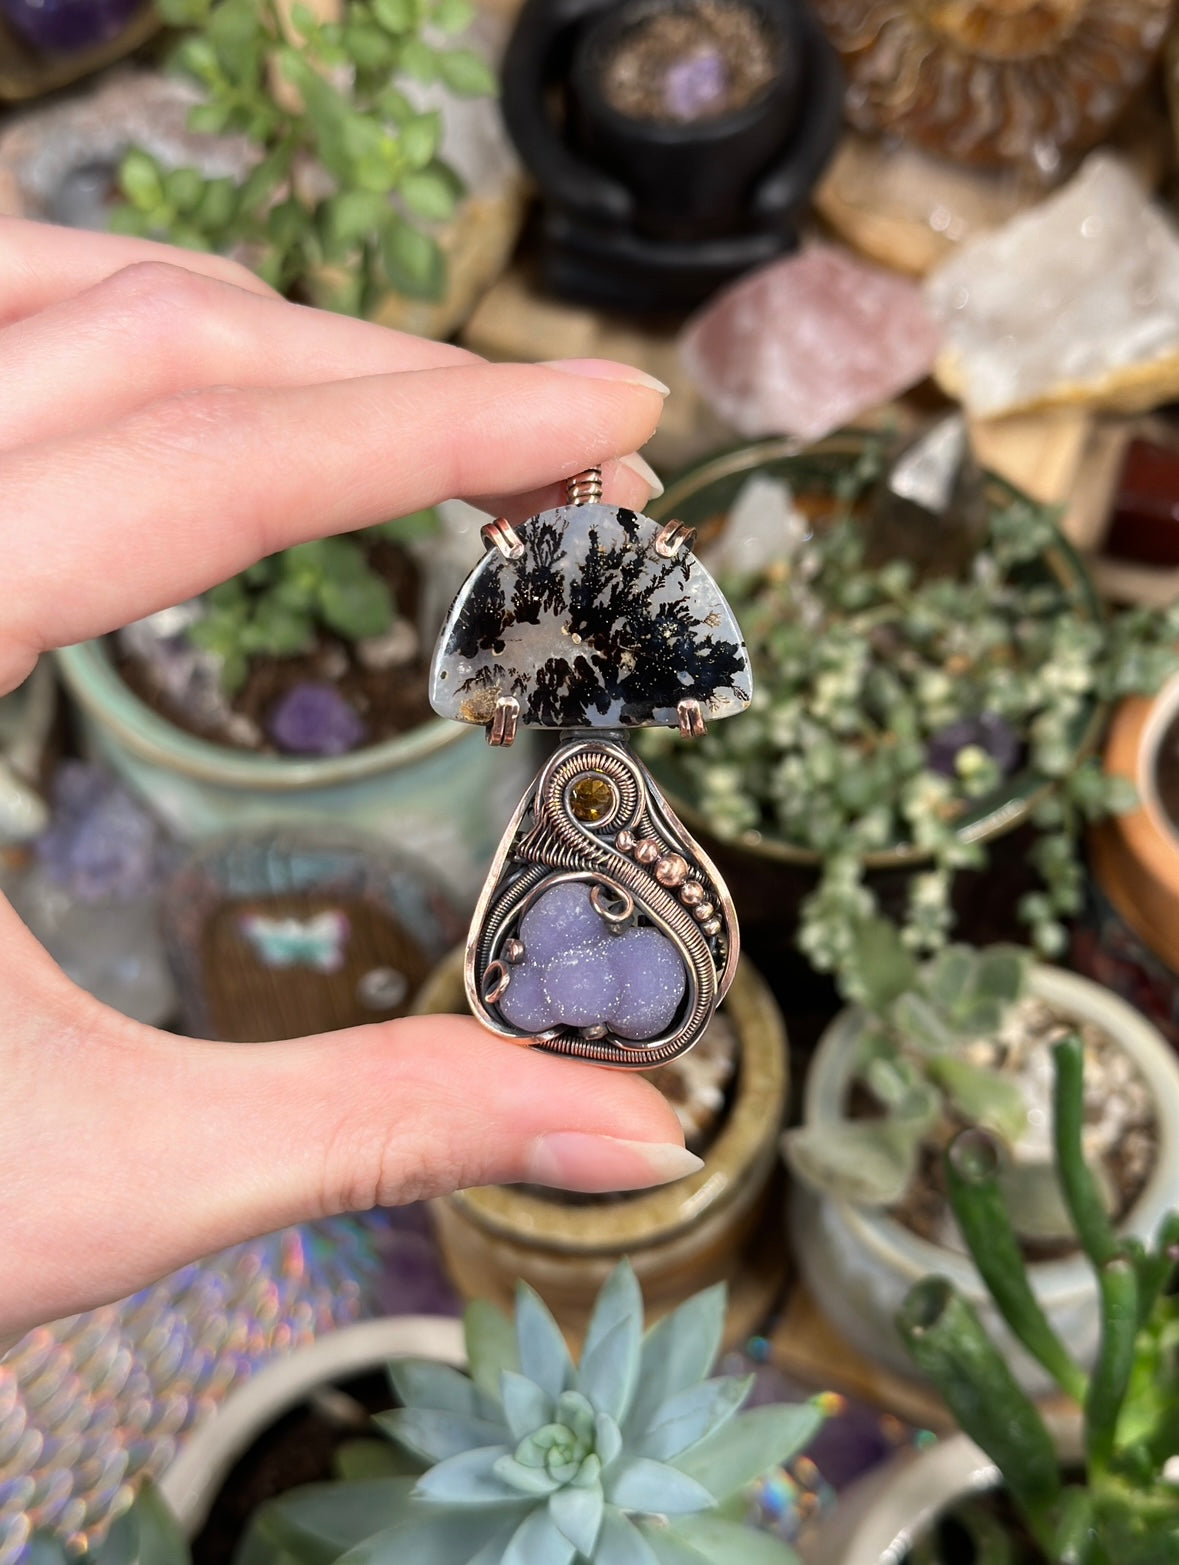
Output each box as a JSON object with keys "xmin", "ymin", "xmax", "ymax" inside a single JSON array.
[
  {"xmin": 1082, "ymin": 671, "xmax": 1179, "ymax": 1046},
  {"xmin": 158, "ymin": 1316, "xmax": 465, "ymax": 1538},
  {"xmin": 55, "ymin": 637, "xmax": 535, "ymax": 904},
  {"xmin": 414, "ymin": 946, "xmax": 789, "ymax": 1347},
  {"xmin": 790, "ymin": 966, "xmax": 1179, "ymax": 1395},
  {"xmin": 799, "ymin": 1413, "xmax": 1082, "ymax": 1564}
]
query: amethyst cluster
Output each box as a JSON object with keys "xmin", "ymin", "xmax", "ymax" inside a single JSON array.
[{"xmin": 497, "ymin": 882, "xmax": 687, "ymax": 1041}]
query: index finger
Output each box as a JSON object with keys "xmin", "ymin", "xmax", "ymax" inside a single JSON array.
[
  {"xmin": 0, "ymin": 215, "xmax": 278, "ymax": 325},
  {"xmin": 0, "ymin": 360, "xmax": 666, "ymax": 691}
]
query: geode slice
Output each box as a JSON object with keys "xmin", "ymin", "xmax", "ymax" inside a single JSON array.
[{"xmin": 430, "ymin": 502, "xmax": 752, "ymax": 729}]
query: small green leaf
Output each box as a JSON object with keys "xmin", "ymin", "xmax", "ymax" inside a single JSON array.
[
  {"xmin": 399, "ymin": 36, "xmax": 437, "ymax": 80},
  {"xmin": 634, "ymin": 1376, "xmax": 751, "ymax": 1463},
  {"xmin": 782, "ymin": 1118, "xmax": 923, "ymax": 1206},
  {"xmin": 626, "ymin": 1287, "xmax": 726, "ymax": 1440},
  {"xmin": 332, "ymin": 1437, "xmax": 417, "ymax": 1482},
  {"xmin": 637, "ymin": 1523, "xmax": 710, "ymax": 1565},
  {"xmin": 550, "ymin": 1483, "xmax": 605, "ymax": 1557},
  {"xmin": 893, "ymin": 991, "xmax": 959, "ymax": 1054},
  {"xmin": 324, "ymin": 189, "xmax": 393, "ymax": 250},
  {"xmin": 163, "ymin": 167, "xmax": 206, "ymax": 215},
  {"xmin": 435, "ymin": 46, "xmax": 497, "ymax": 95},
  {"xmin": 501, "ymin": 1506, "xmax": 576, "ymax": 1565},
  {"xmin": 970, "ymin": 945, "xmax": 1029, "ymax": 1008},
  {"xmin": 387, "ymin": 1356, "xmax": 493, "ymax": 1419},
  {"xmin": 672, "ymin": 1404, "xmax": 824, "ymax": 1503},
  {"xmin": 195, "ymin": 177, "xmax": 238, "ymax": 229},
  {"xmin": 373, "ymin": 0, "xmax": 414, "ymax": 31},
  {"xmin": 334, "ymin": 1500, "xmax": 530, "ymax": 1565},
  {"xmin": 579, "ymin": 1262, "xmax": 643, "ymax": 1423},
  {"xmin": 119, "ymin": 150, "xmax": 165, "ymax": 212},
  {"xmin": 380, "ymin": 216, "xmax": 446, "ymax": 299},
  {"xmin": 929, "ymin": 1056, "xmax": 1027, "ymax": 1146},
  {"xmin": 463, "ymin": 1298, "xmax": 519, "ymax": 1400},
  {"xmin": 923, "ymin": 944, "xmax": 976, "ymax": 1012},
  {"xmin": 514, "ymin": 1285, "xmax": 573, "ymax": 1401},
  {"xmin": 412, "ymin": 1444, "xmax": 514, "ymax": 1504},
  {"xmin": 375, "ymin": 1406, "xmax": 505, "ymax": 1464},
  {"xmin": 432, "ymin": 0, "xmax": 473, "ymax": 30},
  {"xmin": 315, "ymin": 568, "xmax": 393, "ymax": 639},
  {"xmin": 850, "ymin": 917, "xmax": 919, "ymax": 1015},
  {"xmin": 667, "ymin": 1517, "xmax": 801, "ymax": 1565},
  {"xmin": 607, "ymin": 1458, "xmax": 714, "ymax": 1517},
  {"xmin": 187, "ymin": 101, "xmax": 231, "ymax": 136},
  {"xmin": 345, "ymin": 21, "xmax": 397, "ymax": 70},
  {"xmin": 153, "ymin": 0, "xmax": 209, "ymax": 25},
  {"xmin": 401, "ymin": 168, "xmax": 458, "ymax": 223},
  {"xmin": 500, "ymin": 1370, "xmax": 553, "ymax": 1441}
]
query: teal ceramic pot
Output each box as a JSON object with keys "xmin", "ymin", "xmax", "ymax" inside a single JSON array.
[{"xmin": 56, "ymin": 638, "xmax": 536, "ymax": 905}]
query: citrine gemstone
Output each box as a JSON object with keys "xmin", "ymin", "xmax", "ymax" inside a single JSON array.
[{"xmin": 570, "ymin": 775, "xmax": 617, "ymax": 823}]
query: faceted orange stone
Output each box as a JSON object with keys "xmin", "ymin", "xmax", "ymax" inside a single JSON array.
[{"xmin": 570, "ymin": 775, "xmax": 617, "ymax": 823}]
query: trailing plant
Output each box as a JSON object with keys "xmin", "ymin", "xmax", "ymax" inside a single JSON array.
[
  {"xmin": 897, "ymin": 1035, "xmax": 1179, "ymax": 1565},
  {"xmin": 238, "ymin": 1260, "xmax": 825, "ymax": 1563},
  {"xmin": 113, "ymin": 0, "xmax": 496, "ymax": 310},
  {"xmin": 189, "ymin": 511, "xmax": 437, "ymax": 692},
  {"xmin": 782, "ymin": 922, "xmax": 1037, "ymax": 1210},
  {"xmin": 640, "ymin": 441, "xmax": 1179, "ymax": 998}
]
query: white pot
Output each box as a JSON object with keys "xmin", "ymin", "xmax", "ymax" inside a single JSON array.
[
  {"xmin": 56, "ymin": 639, "xmax": 534, "ymax": 904},
  {"xmin": 790, "ymin": 966, "xmax": 1179, "ymax": 1394},
  {"xmin": 159, "ymin": 1315, "xmax": 465, "ymax": 1537},
  {"xmin": 799, "ymin": 1415, "xmax": 1082, "ymax": 1564}
]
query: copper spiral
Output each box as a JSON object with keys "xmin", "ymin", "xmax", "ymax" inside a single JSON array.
[{"xmin": 565, "ymin": 468, "xmax": 603, "ymax": 507}]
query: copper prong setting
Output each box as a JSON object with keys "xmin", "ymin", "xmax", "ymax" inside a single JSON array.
[
  {"xmin": 488, "ymin": 696, "xmax": 520, "ymax": 747},
  {"xmin": 677, "ymin": 697, "xmax": 707, "ymax": 739}
]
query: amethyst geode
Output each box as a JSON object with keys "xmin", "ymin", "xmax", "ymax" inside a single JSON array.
[{"xmin": 497, "ymin": 881, "xmax": 687, "ymax": 1040}]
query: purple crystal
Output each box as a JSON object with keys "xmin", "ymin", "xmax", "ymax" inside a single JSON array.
[
  {"xmin": 0, "ymin": 0, "xmax": 142, "ymax": 55},
  {"xmin": 926, "ymin": 713, "xmax": 1021, "ymax": 778},
  {"xmin": 498, "ymin": 882, "xmax": 687, "ymax": 1040},
  {"xmin": 36, "ymin": 761, "xmax": 169, "ymax": 904},
  {"xmin": 267, "ymin": 682, "xmax": 366, "ymax": 757},
  {"xmin": 663, "ymin": 47, "xmax": 728, "ymax": 120}
]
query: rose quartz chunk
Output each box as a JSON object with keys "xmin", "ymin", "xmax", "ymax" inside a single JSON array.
[{"xmin": 679, "ymin": 244, "xmax": 941, "ymax": 442}]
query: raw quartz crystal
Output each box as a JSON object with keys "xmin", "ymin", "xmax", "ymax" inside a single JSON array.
[
  {"xmin": 678, "ymin": 243, "xmax": 940, "ymax": 442},
  {"xmin": 925, "ymin": 154, "xmax": 1179, "ymax": 419},
  {"xmin": 497, "ymin": 882, "xmax": 687, "ymax": 1041}
]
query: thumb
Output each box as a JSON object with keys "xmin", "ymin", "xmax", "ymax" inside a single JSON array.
[{"xmin": 2, "ymin": 915, "xmax": 694, "ymax": 1337}]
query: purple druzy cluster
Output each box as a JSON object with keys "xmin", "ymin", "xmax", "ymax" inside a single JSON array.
[{"xmin": 497, "ymin": 882, "xmax": 687, "ymax": 1041}]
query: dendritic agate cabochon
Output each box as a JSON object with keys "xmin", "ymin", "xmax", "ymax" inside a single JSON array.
[{"xmin": 429, "ymin": 503, "xmax": 753, "ymax": 729}]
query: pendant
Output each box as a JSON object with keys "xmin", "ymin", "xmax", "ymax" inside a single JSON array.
[{"xmin": 429, "ymin": 469, "xmax": 753, "ymax": 1067}]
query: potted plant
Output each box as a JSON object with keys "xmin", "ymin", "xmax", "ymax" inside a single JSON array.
[
  {"xmin": 782, "ymin": 920, "xmax": 1179, "ymax": 1393},
  {"xmin": 413, "ymin": 946, "xmax": 789, "ymax": 1347},
  {"xmin": 640, "ymin": 433, "xmax": 1179, "ymax": 999},
  {"xmin": 1078, "ymin": 665, "xmax": 1179, "ymax": 1051},
  {"xmin": 808, "ymin": 1035, "xmax": 1179, "ymax": 1563},
  {"xmin": 56, "ymin": 511, "xmax": 537, "ymax": 903},
  {"xmin": 110, "ymin": 0, "xmax": 497, "ymax": 315},
  {"xmin": 499, "ymin": 0, "xmax": 842, "ymax": 311},
  {"xmin": 143, "ymin": 1266, "xmax": 825, "ymax": 1563}
]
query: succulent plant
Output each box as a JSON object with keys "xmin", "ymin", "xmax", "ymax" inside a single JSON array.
[
  {"xmin": 897, "ymin": 1035, "xmax": 1179, "ymax": 1565},
  {"xmin": 640, "ymin": 442, "xmax": 1179, "ymax": 996},
  {"xmin": 189, "ymin": 512, "xmax": 436, "ymax": 692},
  {"xmin": 239, "ymin": 1262, "xmax": 825, "ymax": 1563},
  {"xmin": 113, "ymin": 0, "xmax": 495, "ymax": 310},
  {"xmin": 783, "ymin": 922, "xmax": 1036, "ymax": 1208}
]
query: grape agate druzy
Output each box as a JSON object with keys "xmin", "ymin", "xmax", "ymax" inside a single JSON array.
[
  {"xmin": 498, "ymin": 882, "xmax": 687, "ymax": 1041},
  {"xmin": 430, "ymin": 503, "xmax": 751, "ymax": 730}
]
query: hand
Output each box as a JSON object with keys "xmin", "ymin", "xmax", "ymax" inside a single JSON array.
[{"xmin": 0, "ymin": 218, "xmax": 692, "ymax": 1346}]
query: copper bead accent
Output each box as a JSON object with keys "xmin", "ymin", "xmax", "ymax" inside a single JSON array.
[
  {"xmin": 681, "ymin": 881, "xmax": 706, "ymax": 905},
  {"xmin": 634, "ymin": 839, "xmax": 661, "ymax": 865},
  {"xmin": 654, "ymin": 853, "xmax": 689, "ymax": 887},
  {"xmin": 616, "ymin": 828, "xmax": 637, "ymax": 852}
]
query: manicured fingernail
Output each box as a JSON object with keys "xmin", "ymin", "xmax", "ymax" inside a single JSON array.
[
  {"xmin": 525, "ymin": 1133, "xmax": 703, "ymax": 1193},
  {"xmin": 618, "ymin": 450, "xmax": 664, "ymax": 498},
  {"xmin": 542, "ymin": 358, "xmax": 670, "ymax": 396}
]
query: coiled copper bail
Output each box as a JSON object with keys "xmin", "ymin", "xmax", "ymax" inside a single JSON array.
[{"xmin": 566, "ymin": 468, "xmax": 603, "ymax": 507}]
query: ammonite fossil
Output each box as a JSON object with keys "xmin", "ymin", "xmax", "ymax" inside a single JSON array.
[{"xmin": 812, "ymin": 0, "xmax": 1175, "ymax": 171}]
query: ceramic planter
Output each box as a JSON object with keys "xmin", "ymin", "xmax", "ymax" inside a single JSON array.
[
  {"xmin": 500, "ymin": 0, "xmax": 842, "ymax": 311},
  {"xmin": 790, "ymin": 966, "xmax": 1179, "ymax": 1395},
  {"xmin": 414, "ymin": 947, "xmax": 789, "ymax": 1347},
  {"xmin": 642, "ymin": 435, "xmax": 1104, "ymax": 998},
  {"xmin": 56, "ymin": 638, "xmax": 535, "ymax": 904},
  {"xmin": 159, "ymin": 1315, "xmax": 465, "ymax": 1538},
  {"xmin": 799, "ymin": 1415, "xmax": 1082, "ymax": 1564},
  {"xmin": 1080, "ymin": 669, "xmax": 1179, "ymax": 1049}
]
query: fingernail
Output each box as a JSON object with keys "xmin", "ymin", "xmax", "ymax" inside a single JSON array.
[
  {"xmin": 618, "ymin": 450, "xmax": 664, "ymax": 498},
  {"xmin": 542, "ymin": 358, "xmax": 670, "ymax": 397},
  {"xmin": 525, "ymin": 1133, "xmax": 703, "ymax": 1193}
]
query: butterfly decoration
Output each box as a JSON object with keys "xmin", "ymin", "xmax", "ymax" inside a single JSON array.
[{"xmin": 237, "ymin": 910, "xmax": 351, "ymax": 973}]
